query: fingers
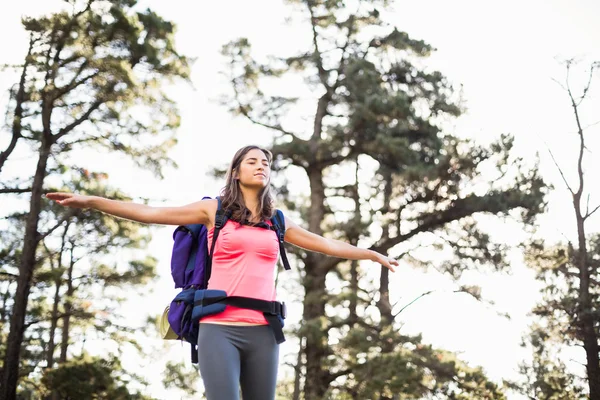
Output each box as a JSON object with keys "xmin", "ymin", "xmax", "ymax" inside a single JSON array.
[
  {"xmin": 384, "ymin": 257, "xmax": 398, "ymax": 272},
  {"xmin": 45, "ymin": 192, "xmax": 79, "ymax": 208},
  {"xmin": 45, "ymin": 192, "xmax": 72, "ymax": 201}
]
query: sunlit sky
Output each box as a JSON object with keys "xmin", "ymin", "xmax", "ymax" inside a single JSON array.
[{"xmin": 1, "ymin": 1, "xmax": 600, "ymax": 398}]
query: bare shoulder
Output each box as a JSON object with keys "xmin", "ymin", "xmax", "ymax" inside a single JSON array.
[
  {"xmin": 197, "ymin": 198, "xmax": 219, "ymax": 229},
  {"xmin": 283, "ymin": 214, "xmax": 299, "ymax": 230}
]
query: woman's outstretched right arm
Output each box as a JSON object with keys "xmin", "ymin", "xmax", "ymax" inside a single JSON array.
[{"xmin": 45, "ymin": 192, "xmax": 217, "ymax": 227}]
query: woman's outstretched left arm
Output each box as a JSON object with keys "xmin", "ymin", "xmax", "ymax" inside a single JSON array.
[{"xmin": 283, "ymin": 216, "xmax": 398, "ymax": 272}]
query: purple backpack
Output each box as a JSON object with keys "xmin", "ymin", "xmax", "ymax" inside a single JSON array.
[{"xmin": 167, "ymin": 197, "xmax": 290, "ymax": 363}]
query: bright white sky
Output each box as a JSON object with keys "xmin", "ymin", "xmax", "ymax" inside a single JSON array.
[{"xmin": 1, "ymin": 1, "xmax": 600, "ymax": 399}]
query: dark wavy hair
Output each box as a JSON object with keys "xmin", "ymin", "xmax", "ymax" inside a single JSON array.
[{"xmin": 220, "ymin": 145, "xmax": 275, "ymax": 224}]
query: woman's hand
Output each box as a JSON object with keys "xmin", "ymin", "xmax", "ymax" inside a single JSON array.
[
  {"xmin": 46, "ymin": 192, "xmax": 94, "ymax": 209},
  {"xmin": 371, "ymin": 251, "xmax": 399, "ymax": 272}
]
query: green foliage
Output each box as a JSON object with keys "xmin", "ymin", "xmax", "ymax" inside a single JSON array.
[
  {"xmin": 507, "ymin": 325, "xmax": 586, "ymax": 400},
  {"xmin": 323, "ymin": 321, "xmax": 506, "ymax": 399},
  {"xmin": 40, "ymin": 354, "xmax": 154, "ymax": 399},
  {"xmin": 162, "ymin": 361, "xmax": 199, "ymax": 398}
]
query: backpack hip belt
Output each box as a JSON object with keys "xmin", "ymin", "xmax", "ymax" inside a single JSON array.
[{"xmin": 193, "ymin": 291, "xmax": 287, "ymax": 344}]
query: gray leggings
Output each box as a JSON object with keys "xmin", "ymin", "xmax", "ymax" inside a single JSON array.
[{"xmin": 197, "ymin": 323, "xmax": 279, "ymax": 400}]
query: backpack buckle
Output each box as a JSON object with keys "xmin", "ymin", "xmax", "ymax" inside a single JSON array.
[
  {"xmin": 215, "ymin": 213, "xmax": 226, "ymax": 229},
  {"xmin": 280, "ymin": 302, "xmax": 287, "ymax": 319}
]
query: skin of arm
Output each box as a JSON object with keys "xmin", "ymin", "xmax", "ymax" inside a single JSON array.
[
  {"xmin": 283, "ymin": 216, "xmax": 398, "ymax": 272},
  {"xmin": 45, "ymin": 193, "xmax": 217, "ymax": 227}
]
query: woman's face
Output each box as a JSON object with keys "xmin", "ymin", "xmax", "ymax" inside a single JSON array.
[{"xmin": 236, "ymin": 148, "xmax": 271, "ymax": 188}]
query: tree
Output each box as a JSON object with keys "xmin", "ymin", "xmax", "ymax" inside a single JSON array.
[
  {"xmin": 0, "ymin": 1, "xmax": 189, "ymax": 398},
  {"xmin": 510, "ymin": 60, "xmax": 600, "ymax": 399},
  {"xmin": 1, "ymin": 169, "xmax": 162, "ymax": 398},
  {"xmin": 221, "ymin": 0, "xmax": 547, "ymax": 398},
  {"xmin": 508, "ymin": 323, "xmax": 586, "ymax": 400}
]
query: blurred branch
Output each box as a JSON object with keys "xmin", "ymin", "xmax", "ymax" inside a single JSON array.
[
  {"xmin": 545, "ymin": 144, "xmax": 574, "ymax": 194},
  {"xmin": 576, "ymin": 62, "xmax": 598, "ymax": 106},
  {"xmin": 37, "ymin": 209, "xmax": 79, "ymax": 241},
  {"xmin": 394, "ymin": 290, "xmax": 434, "ymax": 317},
  {"xmin": 54, "ymin": 99, "xmax": 104, "ymax": 141},
  {"xmin": 585, "ymin": 203, "xmax": 600, "ymax": 221},
  {"xmin": 306, "ymin": 1, "xmax": 332, "ymax": 94},
  {"xmin": 0, "ymin": 271, "xmax": 19, "ymax": 280},
  {"xmin": 0, "ymin": 187, "xmax": 32, "ymax": 194},
  {"xmin": 0, "ymin": 34, "xmax": 36, "ymax": 175},
  {"xmin": 237, "ymin": 104, "xmax": 301, "ymax": 140}
]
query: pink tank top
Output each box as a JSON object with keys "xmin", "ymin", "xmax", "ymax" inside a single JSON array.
[{"xmin": 200, "ymin": 220, "xmax": 279, "ymax": 325}]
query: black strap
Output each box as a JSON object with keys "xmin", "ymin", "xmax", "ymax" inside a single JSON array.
[
  {"xmin": 204, "ymin": 197, "xmax": 230, "ymax": 288},
  {"xmin": 264, "ymin": 315, "xmax": 285, "ymax": 344},
  {"xmin": 271, "ymin": 210, "xmax": 291, "ymax": 271},
  {"xmin": 195, "ymin": 295, "xmax": 287, "ymax": 344},
  {"xmin": 191, "ymin": 343, "xmax": 198, "ymax": 364}
]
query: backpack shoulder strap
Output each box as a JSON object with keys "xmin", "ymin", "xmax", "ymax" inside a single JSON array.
[
  {"xmin": 271, "ymin": 209, "xmax": 291, "ymax": 271},
  {"xmin": 204, "ymin": 196, "xmax": 230, "ymax": 287}
]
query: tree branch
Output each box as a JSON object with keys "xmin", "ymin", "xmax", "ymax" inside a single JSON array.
[
  {"xmin": 585, "ymin": 204, "xmax": 600, "ymax": 221},
  {"xmin": 576, "ymin": 62, "xmax": 598, "ymax": 107},
  {"xmin": 306, "ymin": 1, "xmax": 332, "ymax": 94},
  {"xmin": 331, "ymin": 14, "xmax": 355, "ymax": 92},
  {"xmin": 0, "ymin": 187, "xmax": 32, "ymax": 194},
  {"xmin": 37, "ymin": 209, "xmax": 79, "ymax": 242},
  {"xmin": 53, "ymin": 99, "xmax": 103, "ymax": 141},
  {"xmin": 329, "ymin": 367, "xmax": 352, "ymax": 382},
  {"xmin": 373, "ymin": 190, "xmax": 535, "ymax": 256},
  {"xmin": 0, "ymin": 271, "xmax": 19, "ymax": 280},
  {"xmin": 394, "ymin": 290, "xmax": 434, "ymax": 317},
  {"xmin": 51, "ymin": 67, "xmax": 97, "ymax": 101},
  {"xmin": 563, "ymin": 60, "xmax": 586, "ymax": 199},
  {"xmin": 546, "ymin": 145, "xmax": 574, "ymax": 195},
  {"xmin": 0, "ymin": 34, "xmax": 35, "ymax": 175},
  {"xmin": 237, "ymin": 104, "xmax": 301, "ymax": 139}
]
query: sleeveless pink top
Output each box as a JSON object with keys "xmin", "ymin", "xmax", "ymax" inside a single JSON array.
[{"xmin": 200, "ymin": 220, "xmax": 279, "ymax": 325}]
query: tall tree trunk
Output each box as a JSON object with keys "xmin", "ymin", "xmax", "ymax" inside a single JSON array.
[
  {"xmin": 292, "ymin": 334, "xmax": 304, "ymax": 400},
  {"xmin": 303, "ymin": 167, "xmax": 331, "ymax": 400},
  {"xmin": 45, "ymin": 225, "xmax": 67, "ymax": 370},
  {"xmin": 349, "ymin": 161, "xmax": 360, "ymax": 325},
  {"xmin": 569, "ymin": 72, "xmax": 600, "ymax": 399},
  {"xmin": 60, "ymin": 248, "xmax": 75, "ymax": 363},
  {"xmin": 575, "ymin": 207, "xmax": 600, "ymax": 399},
  {"xmin": 378, "ymin": 170, "xmax": 395, "ymax": 327},
  {"xmin": 46, "ymin": 279, "xmax": 61, "ymax": 369},
  {"xmin": 46, "ymin": 278, "xmax": 62, "ymax": 400},
  {"xmin": 302, "ymin": 269, "xmax": 328, "ymax": 400},
  {"xmin": 1, "ymin": 140, "xmax": 51, "ymax": 400},
  {"xmin": 378, "ymin": 171, "xmax": 397, "ymax": 400},
  {"xmin": 0, "ymin": 282, "xmax": 14, "ymax": 354}
]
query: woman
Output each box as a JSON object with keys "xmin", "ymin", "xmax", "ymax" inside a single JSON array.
[{"xmin": 46, "ymin": 145, "xmax": 398, "ymax": 400}]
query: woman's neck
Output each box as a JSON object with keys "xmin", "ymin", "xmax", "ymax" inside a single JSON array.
[{"xmin": 239, "ymin": 187, "xmax": 261, "ymax": 220}]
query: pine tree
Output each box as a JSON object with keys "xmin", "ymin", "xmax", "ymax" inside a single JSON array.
[{"xmin": 0, "ymin": 1, "xmax": 189, "ymax": 398}]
